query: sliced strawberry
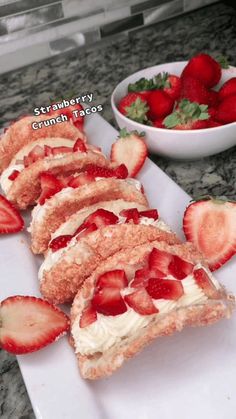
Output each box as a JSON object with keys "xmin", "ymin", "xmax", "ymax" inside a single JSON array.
[
  {"xmin": 110, "ymin": 130, "xmax": 147, "ymax": 177},
  {"xmin": 139, "ymin": 209, "xmax": 159, "ymax": 220},
  {"xmin": 76, "ymin": 223, "xmax": 98, "ymax": 240},
  {"xmin": 120, "ymin": 208, "xmax": 140, "ymax": 224},
  {"xmin": 52, "ymin": 146, "xmax": 73, "ymax": 155},
  {"xmin": 57, "ymin": 174, "xmax": 74, "ymax": 187},
  {"xmin": 79, "ymin": 305, "xmax": 97, "ymax": 328},
  {"xmin": 0, "ymin": 195, "xmax": 24, "ymax": 234},
  {"xmin": 168, "ymin": 255, "xmax": 194, "ymax": 280},
  {"xmin": 82, "ymin": 208, "xmax": 119, "ymax": 229},
  {"xmin": 146, "ymin": 278, "xmax": 184, "ymax": 300},
  {"xmin": 96, "ymin": 270, "xmax": 128, "ymax": 290},
  {"xmin": 23, "ymin": 155, "xmax": 32, "ymax": 168},
  {"xmin": 28, "ymin": 145, "xmax": 45, "ymax": 162},
  {"xmin": 183, "ymin": 198, "xmax": 236, "ymax": 271},
  {"xmin": 193, "ymin": 268, "xmax": 218, "ymax": 298},
  {"xmin": 23, "ymin": 145, "xmax": 45, "ymax": 167},
  {"xmin": 113, "ymin": 164, "xmax": 129, "ymax": 179},
  {"xmin": 130, "ymin": 267, "xmax": 165, "ymax": 288},
  {"xmin": 73, "ymin": 138, "xmax": 87, "ymax": 152},
  {"xmin": 49, "ymin": 234, "xmax": 73, "ymax": 252},
  {"xmin": 44, "ymin": 145, "xmax": 53, "ymax": 157},
  {"xmin": 68, "ymin": 173, "xmax": 95, "ymax": 188},
  {"xmin": 124, "ymin": 288, "xmax": 158, "ymax": 315},
  {"xmin": 8, "ymin": 170, "xmax": 20, "ymax": 181},
  {"xmin": 85, "ymin": 164, "xmax": 117, "ymax": 178},
  {"xmin": 148, "ymin": 248, "xmax": 172, "ymax": 275},
  {"xmin": 38, "ymin": 173, "xmax": 62, "ymax": 205},
  {"xmin": 91, "ymin": 287, "xmax": 127, "ymax": 316},
  {"xmin": 0, "ymin": 295, "xmax": 70, "ymax": 354}
]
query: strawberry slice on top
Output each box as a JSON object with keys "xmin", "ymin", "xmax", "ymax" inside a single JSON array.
[
  {"xmin": 96, "ymin": 270, "xmax": 128, "ymax": 290},
  {"xmin": 110, "ymin": 129, "xmax": 147, "ymax": 177},
  {"xmin": 0, "ymin": 295, "xmax": 70, "ymax": 354},
  {"xmin": 124, "ymin": 288, "xmax": 158, "ymax": 315},
  {"xmin": 183, "ymin": 198, "xmax": 236, "ymax": 271},
  {"xmin": 38, "ymin": 172, "xmax": 63, "ymax": 205},
  {"xmin": 49, "ymin": 234, "xmax": 73, "ymax": 252},
  {"xmin": 91, "ymin": 287, "xmax": 127, "ymax": 316},
  {"xmin": 0, "ymin": 194, "xmax": 24, "ymax": 234}
]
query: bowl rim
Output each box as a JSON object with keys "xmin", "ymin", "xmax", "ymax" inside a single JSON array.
[{"xmin": 111, "ymin": 61, "xmax": 236, "ymax": 134}]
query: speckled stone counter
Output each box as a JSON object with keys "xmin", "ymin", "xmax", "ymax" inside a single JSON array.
[{"xmin": 0, "ymin": 2, "xmax": 236, "ymax": 418}]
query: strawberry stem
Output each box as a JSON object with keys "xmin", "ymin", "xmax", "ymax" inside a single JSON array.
[{"xmin": 216, "ymin": 55, "xmax": 229, "ymax": 69}]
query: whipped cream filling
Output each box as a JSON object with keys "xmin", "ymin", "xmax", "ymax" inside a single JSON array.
[
  {"xmin": 38, "ymin": 215, "xmax": 169, "ymax": 279},
  {"xmin": 0, "ymin": 163, "xmax": 24, "ymax": 193},
  {"xmin": 72, "ymin": 267, "xmax": 214, "ymax": 356}
]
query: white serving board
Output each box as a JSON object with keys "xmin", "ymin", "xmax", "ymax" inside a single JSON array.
[{"xmin": 1, "ymin": 113, "xmax": 236, "ymax": 419}]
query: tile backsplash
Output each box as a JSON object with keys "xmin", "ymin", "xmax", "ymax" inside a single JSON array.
[{"xmin": 0, "ymin": 0, "xmax": 218, "ymax": 74}]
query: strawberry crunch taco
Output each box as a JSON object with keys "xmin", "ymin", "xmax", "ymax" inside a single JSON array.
[
  {"xmin": 0, "ymin": 112, "xmax": 86, "ymax": 173},
  {"xmin": 30, "ymin": 177, "xmax": 148, "ymax": 254},
  {"xmin": 71, "ymin": 240, "xmax": 235, "ymax": 379},
  {"xmin": 0, "ymin": 139, "xmax": 110, "ymax": 209},
  {"xmin": 39, "ymin": 206, "xmax": 179, "ymax": 304}
]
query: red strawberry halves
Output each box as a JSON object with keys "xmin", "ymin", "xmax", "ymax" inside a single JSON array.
[
  {"xmin": 183, "ymin": 198, "xmax": 236, "ymax": 271},
  {"xmin": 0, "ymin": 194, "xmax": 24, "ymax": 234},
  {"xmin": 110, "ymin": 129, "xmax": 147, "ymax": 177},
  {"xmin": 0, "ymin": 296, "xmax": 70, "ymax": 354}
]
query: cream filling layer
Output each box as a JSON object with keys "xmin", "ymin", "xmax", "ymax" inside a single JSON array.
[{"xmin": 73, "ymin": 269, "xmax": 214, "ymax": 356}]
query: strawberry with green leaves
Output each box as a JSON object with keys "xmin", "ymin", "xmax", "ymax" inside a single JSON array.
[
  {"xmin": 164, "ymin": 99, "xmax": 209, "ymax": 130},
  {"xmin": 118, "ymin": 92, "xmax": 149, "ymax": 124},
  {"xmin": 128, "ymin": 72, "xmax": 181, "ymax": 101}
]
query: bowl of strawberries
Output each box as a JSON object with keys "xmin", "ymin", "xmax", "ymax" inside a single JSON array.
[{"xmin": 111, "ymin": 54, "xmax": 236, "ymax": 159}]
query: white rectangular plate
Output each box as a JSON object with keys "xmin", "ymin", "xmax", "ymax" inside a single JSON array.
[{"xmin": 1, "ymin": 113, "xmax": 236, "ymax": 419}]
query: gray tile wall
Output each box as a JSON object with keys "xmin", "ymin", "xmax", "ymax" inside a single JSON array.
[{"xmin": 0, "ymin": 0, "xmax": 218, "ymax": 74}]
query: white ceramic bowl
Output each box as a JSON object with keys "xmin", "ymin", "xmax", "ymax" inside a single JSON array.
[{"xmin": 111, "ymin": 61, "xmax": 236, "ymax": 159}]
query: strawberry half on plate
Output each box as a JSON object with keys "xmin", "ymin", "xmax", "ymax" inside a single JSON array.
[
  {"xmin": 0, "ymin": 295, "xmax": 70, "ymax": 354},
  {"xmin": 0, "ymin": 194, "xmax": 24, "ymax": 234},
  {"xmin": 183, "ymin": 198, "xmax": 236, "ymax": 271}
]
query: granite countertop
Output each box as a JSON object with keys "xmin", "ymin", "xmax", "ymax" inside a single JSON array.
[{"xmin": 0, "ymin": 2, "xmax": 236, "ymax": 418}]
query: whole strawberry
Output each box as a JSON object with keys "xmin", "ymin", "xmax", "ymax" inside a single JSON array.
[
  {"xmin": 216, "ymin": 94, "xmax": 236, "ymax": 123},
  {"xmin": 118, "ymin": 92, "xmax": 149, "ymax": 123},
  {"xmin": 219, "ymin": 77, "xmax": 236, "ymax": 101},
  {"xmin": 180, "ymin": 76, "xmax": 217, "ymax": 106},
  {"xmin": 163, "ymin": 99, "xmax": 209, "ymax": 130},
  {"xmin": 147, "ymin": 90, "xmax": 174, "ymax": 119},
  {"xmin": 154, "ymin": 73, "xmax": 181, "ymax": 101},
  {"xmin": 181, "ymin": 53, "xmax": 221, "ymax": 88}
]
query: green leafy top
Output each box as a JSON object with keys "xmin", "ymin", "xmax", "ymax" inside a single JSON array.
[
  {"xmin": 128, "ymin": 77, "xmax": 157, "ymax": 92},
  {"xmin": 191, "ymin": 195, "xmax": 235, "ymax": 204},
  {"xmin": 164, "ymin": 99, "xmax": 209, "ymax": 129},
  {"xmin": 118, "ymin": 128, "xmax": 145, "ymax": 138},
  {"xmin": 216, "ymin": 55, "xmax": 230, "ymax": 69},
  {"xmin": 128, "ymin": 72, "xmax": 170, "ymax": 93},
  {"xmin": 125, "ymin": 97, "xmax": 149, "ymax": 124}
]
